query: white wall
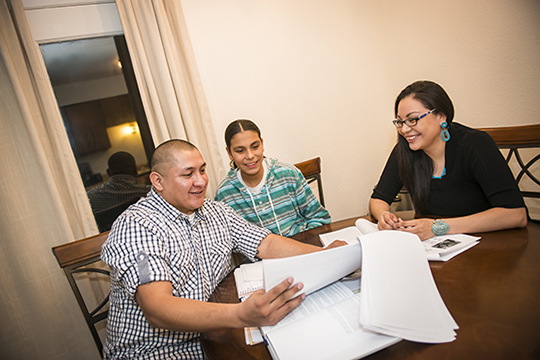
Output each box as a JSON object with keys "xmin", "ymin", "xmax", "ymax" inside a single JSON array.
[
  {"xmin": 23, "ymin": 0, "xmax": 540, "ymax": 220},
  {"xmin": 180, "ymin": 0, "xmax": 540, "ymax": 221}
]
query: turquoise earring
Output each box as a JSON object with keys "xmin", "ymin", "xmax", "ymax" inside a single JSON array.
[{"xmin": 441, "ymin": 122, "xmax": 450, "ymax": 142}]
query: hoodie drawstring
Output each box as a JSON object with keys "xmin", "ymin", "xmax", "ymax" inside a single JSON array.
[{"xmin": 246, "ymin": 187, "xmax": 283, "ymax": 236}]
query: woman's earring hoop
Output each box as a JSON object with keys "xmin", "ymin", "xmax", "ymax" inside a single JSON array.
[
  {"xmin": 441, "ymin": 122, "xmax": 450, "ymax": 142},
  {"xmin": 229, "ymin": 160, "xmax": 236, "ymax": 169}
]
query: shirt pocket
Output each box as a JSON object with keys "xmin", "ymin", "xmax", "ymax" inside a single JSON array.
[
  {"xmin": 209, "ymin": 240, "xmax": 233, "ymax": 283},
  {"xmin": 168, "ymin": 249, "xmax": 199, "ymax": 297}
]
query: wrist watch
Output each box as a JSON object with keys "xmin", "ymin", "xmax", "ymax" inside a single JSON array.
[{"xmin": 432, "ymin": 219, "xmax": 449, "ymax": 236}]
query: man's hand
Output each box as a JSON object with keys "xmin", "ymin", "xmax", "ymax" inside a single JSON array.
[{"xmin": 237, "ymin": 277, "xmax": 305, "ymax": 327}]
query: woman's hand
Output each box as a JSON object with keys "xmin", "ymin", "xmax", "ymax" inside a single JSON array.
[
  {"xmin": 393, "ymin": 218, "xmax": 434, "ymax": 240},
  {"xmin": 378, "ymin": 211, "xmax": 401, "ymax": 231}
]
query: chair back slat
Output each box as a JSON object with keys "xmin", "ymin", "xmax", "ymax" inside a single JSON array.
[
  {"xmin": 478, "ymin": 125, "xmax": 540, "ymax": 219},
  {"xmin": 478, "ymin": 125, "xmax": 540, "ymax": 148},
  {"xmin": 53, "ymin": 232, "xmax": 109, "ymax": 268},
  {"xmin": 294, "ymin": 157, "xmax": 325, "ymax": 207}
]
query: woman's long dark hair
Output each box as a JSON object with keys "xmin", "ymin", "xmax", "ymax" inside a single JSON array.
[
  {"xmin": 224, "ymin": 119, "xmax": 262, "ymax": 169},
  {"xmin": 395, "ymin": 81, "xmax": 454, "ymax": 214}
]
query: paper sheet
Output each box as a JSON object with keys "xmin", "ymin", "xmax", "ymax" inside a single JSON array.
[
  {"xmin": 262, "ymin": 242, "xmax": 362, "ymax": 297},
  {"xmin": 359, "ymin": 231, "xmax": 458, "ymax": 343}
]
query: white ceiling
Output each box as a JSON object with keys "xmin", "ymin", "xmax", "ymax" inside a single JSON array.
[{"xmin": 40, "ymin": 36, "xmax": 123, "ymax": 87}]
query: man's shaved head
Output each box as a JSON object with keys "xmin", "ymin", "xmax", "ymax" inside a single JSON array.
[{"xmin": 151, "ymin": 139, "xmax": 198, "ymax": 175}]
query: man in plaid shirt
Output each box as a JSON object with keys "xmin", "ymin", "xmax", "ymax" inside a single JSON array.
[{"xmin": 101, "ymin": 139, "xmax": 344, "ymax": 359}]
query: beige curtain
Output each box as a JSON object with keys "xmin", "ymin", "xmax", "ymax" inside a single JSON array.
[
  {"xmin": 0, "ymin": 0, "xmax": 101, "ymax": 359},
  {"xmin": 116, "ymin": 0, "xmax": 225, "ymax": 195}
]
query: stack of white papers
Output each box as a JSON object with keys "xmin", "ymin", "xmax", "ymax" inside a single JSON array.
[
  {"xmin": 319, "ymin": 218, "xmax": 480, "ymax": 262},
  {"xmin": 234, "ymin": 261, "xmax": 264, "ymax": 301},
  {"xmin": 359, "ymin": 231, "xmax": 458, "ymax": 343}
]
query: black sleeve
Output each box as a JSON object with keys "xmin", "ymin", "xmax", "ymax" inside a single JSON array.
[
  {"xmin": 464, "ymin": 131, "xmax": 525, "ymax": 209},
  {"xmin": 370, "ymin": 145, "xmax": 403, "ymax": 205}
]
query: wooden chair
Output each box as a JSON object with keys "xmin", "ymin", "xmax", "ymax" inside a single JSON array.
[
  {"xmin": 478, "ymin": 124, "xmax": 540, "ymax": 200},
  {"xmin": 52, "ymin": 232, "xmax": 110, "ymax": 356},
  {"xmin": 294, "ymin": 157, "xmax": 326, "ymax": 207}
]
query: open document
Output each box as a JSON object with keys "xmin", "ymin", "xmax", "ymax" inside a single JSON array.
[
  {"xmin": 260, "ymin": 282, "xmax": 401, "ymax": 360},
  {"xmin": 319, "ymin": 218, "xmax": 480, "ymax": 261},
  {"xmin": 234, "ymin": 229, "xmax": 458, "ymax": 358}
]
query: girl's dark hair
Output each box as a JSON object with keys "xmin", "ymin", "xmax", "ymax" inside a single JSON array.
[
  {"xmin": 224, "ymin": 119, "xmax": 262, "ymax": 169},
  {"xmin": 394, "ymin": 80, "xmax": 454, "ymax": 214}
]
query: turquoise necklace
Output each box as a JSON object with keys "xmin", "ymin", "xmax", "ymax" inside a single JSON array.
[{"xmin": 432, "ymin": 166, "xmax": 446, "ymax": 179}]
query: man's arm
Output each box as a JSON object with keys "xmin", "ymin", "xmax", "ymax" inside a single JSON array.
[
  {"xmin": 256, "ymin": 233, "xmax": 347, "ymax": 259},
  {"xmin": 136, "ymin": 235, "xmax": 346, "ymax": 332},
  {"xmin": 136, "ymin": 277, "xmax": 305, "ymax": 332}
]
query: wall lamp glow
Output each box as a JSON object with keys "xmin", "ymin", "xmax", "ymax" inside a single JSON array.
[{"xmin": 123, "ymin": 122, "xmax": 138, "ymax": 136}]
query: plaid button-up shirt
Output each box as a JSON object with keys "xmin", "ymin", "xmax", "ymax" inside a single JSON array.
[{"xmin": 101, "ymin": 189, "xmax": 269, "ymax": 359}]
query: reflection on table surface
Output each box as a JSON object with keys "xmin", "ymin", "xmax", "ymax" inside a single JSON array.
[{"xmin": 202, "ymin": 217, "xmax": 540, "ymax": 360}]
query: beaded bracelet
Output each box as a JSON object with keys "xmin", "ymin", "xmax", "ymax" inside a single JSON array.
[{"xmin": 432, "ymin": 219, "xmax": 449, "ymax": 236}]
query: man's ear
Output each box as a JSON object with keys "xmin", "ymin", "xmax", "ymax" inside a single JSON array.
[{"xmin": 149, "ymin": 171, "xmax": 163, "ymax": 191}]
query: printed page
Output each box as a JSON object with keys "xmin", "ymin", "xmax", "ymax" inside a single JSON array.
[
  {"xmin": 428, "ymin": 241, "xmax": 479, "ymax": 262},
  {"xmin": 260, "ymin": 282, "xmax": 354, "ymax": 335},
  {"xmin": 234, "ymin": 262, "xmax": 264, "ymax": 300},
  {"xmin": 263, "ymin": 241, "xmax": 362, "ymax": 297},
  {"xmin": 423, "ymin": 234, "xmax": 481, "ymax": 259},
  {"xmin": 264, "ymin": 291, "xmax": 401, "ymax": 360}
]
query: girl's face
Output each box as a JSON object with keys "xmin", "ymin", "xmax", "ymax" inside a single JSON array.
[
  {"xmin": 396, "ymin": 95, "xmax": 446, "ymax": 154},
  {"xmin": 227, "ymin": 130, "xmax": 265, "ymax": 179}
]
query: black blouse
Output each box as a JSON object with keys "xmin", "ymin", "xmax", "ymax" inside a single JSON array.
[{"xmin": 371, "ymin": 123, "xmax": 525, "ymax": 217}]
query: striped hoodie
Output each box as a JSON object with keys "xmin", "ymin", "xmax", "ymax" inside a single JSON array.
[{"xmin": 215, "ymin": 158, "xmax": 331, "ymax": 237}]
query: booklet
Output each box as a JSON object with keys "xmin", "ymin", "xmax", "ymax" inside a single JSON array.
[
  {"xmin": 319, "ymin": 218, "xmax": 480, "ymax": 261},
  {"xmin": 234, "ymin": 261, "xmax": 264, "ymax": 302},
  {"xmin": 260, "ymin": 282, "xmax": 401, "ymax": 360}
]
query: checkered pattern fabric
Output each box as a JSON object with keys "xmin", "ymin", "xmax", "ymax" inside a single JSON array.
[{"xmin": 101, "ymin": 189, "xmax": 269, "ymax": 359}]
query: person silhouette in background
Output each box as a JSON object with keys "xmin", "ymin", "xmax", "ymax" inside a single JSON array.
[{"xmin": 87, "ymin": 151, "xmax": 151, "ymax": 213}]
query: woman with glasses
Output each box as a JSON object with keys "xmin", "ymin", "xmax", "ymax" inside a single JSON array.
[{"xmin": 369, "ymin": 80, "xmax": 527, "ymax": 240}]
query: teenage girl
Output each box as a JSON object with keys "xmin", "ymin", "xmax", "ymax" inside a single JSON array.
[{"xmin": 215, "ymin": 119, "xmax": 331, "ymax": 236}]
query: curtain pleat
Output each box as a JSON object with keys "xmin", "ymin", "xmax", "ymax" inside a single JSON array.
[
  {"xmin": 0, "ymin": 1, "xmax": 101, "ymax": 359},
  {"xmin": 116, "ymin": 0, "xmax": 225, "ymax": 196}
]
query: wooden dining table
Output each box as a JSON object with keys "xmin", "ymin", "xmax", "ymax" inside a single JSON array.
[{"xmin": 201, "ymin": 218, "xmax": 540, "ymax": 360}]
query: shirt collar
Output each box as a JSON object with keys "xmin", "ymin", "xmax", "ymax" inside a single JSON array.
[{"xmin": 147, "ymin": 188, "xmax": 206, "ymax": 223}]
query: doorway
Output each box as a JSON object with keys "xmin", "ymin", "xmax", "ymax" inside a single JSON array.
[{"xmin": 40, "ymin": 35, "xmax": 154, "ymax": 189}]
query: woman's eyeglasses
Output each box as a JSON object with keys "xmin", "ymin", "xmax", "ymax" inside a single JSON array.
[{"xmin": 392, "ymin": 109, "xmax": 436, "ymax": 128}]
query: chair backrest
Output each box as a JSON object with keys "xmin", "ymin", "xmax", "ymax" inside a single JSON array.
[
  {"xmin": 478, "ymin": 124, "xmax": 540, "ymax": 200},
  {"xmin": 52, "ymin": 232, "xmax": 110, "ymax": 356},
  {"xmin": 294, "ymin": 157, "xmax": 326, "ymax": 207},
  {"xmin": 93, "ymin": 196, "xmax": 140, "ymax": 233}
]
